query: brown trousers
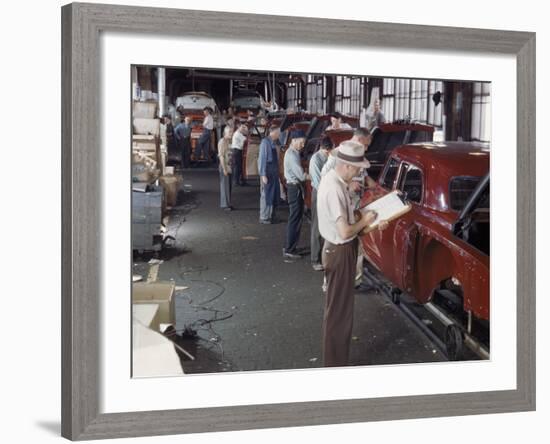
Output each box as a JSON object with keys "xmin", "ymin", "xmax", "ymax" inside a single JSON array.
[{"xmin": 322, "ymin": 238, "xmax": 358, "ymax": 367}]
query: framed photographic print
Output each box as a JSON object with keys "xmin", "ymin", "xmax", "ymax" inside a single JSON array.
[{"xmin": 61, "ymin": 2, "xmax": 535, "ymax": 440}]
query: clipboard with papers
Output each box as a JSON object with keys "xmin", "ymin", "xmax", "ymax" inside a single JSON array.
[{"xmin": 357, "ymin": 190, "xmax": 412, "ymax": 234}]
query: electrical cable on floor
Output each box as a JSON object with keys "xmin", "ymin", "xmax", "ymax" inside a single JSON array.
[{"xmin": 172, "ymin": 279, "xmax": 235, "ymax": 368}]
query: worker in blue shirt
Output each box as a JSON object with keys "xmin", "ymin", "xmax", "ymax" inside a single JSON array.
[
  {"xmin": 282, "ymin": 129, "xmax": 310, "ymax": 261},
  {"xmin": 258, "ymin": 125, "xmax": 281, "ymax": 224},
  {"xmin": 174, "ymin": 115, "xmax": 193, "ymax": 168},
  {"xmin": 309, "ymin": 136, "xmax": 334, "ymax": 270}
]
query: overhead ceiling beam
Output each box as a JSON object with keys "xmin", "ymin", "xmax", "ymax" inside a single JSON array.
[{"xmin": 185, "ymin": 70, "xmax": 303, "ymax": 83}]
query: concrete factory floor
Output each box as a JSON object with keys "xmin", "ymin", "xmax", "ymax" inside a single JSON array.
[{"xmin": 133, "ymin": 168, "xmax": 447, "ymax": 374}]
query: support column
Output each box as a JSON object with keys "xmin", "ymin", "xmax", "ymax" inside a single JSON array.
[{"xmin": 157, "ymin": 67, "xmax": 166, "ymax": 117}]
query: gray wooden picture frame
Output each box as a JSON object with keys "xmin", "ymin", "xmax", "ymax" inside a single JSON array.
[{"xmin": 61, "ymin": 2, "xmax": 536, "ymax": 440}]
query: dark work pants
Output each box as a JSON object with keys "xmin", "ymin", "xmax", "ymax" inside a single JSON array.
[
  {"xmin": 232, "ymin": 149, "xmax": 245, "ymax": 185},
  {"xmin": 310, "ymin": 188, "xmax": 323, "ymax": 264},
  {"xmin": 322, "ymin": 238, "xmax": 358, "ymax": 367},
  {"xmin": 181, "ymin": 137, "xmax": 191, "ymax": 168},
  {"xmin": 285, "ymin": 184, "xmax": 304, "ymax": 253},
  {"xmin": 196, "ymin": 129, "xmax": 211, "ymax": 161}
]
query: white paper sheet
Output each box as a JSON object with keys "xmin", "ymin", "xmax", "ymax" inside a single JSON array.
[{"xmin": 361, "ymin": 190, "xmax": 410, "ymax": 226}]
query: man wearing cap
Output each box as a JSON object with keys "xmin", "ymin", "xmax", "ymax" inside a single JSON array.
[
  {"xmin": 317, "ymin": 140, "xmax": 381, "ymax": 367},
  {"xmin": 321, "ymin": 127, "xmax": 372, "ymax": 182},
  {"xmin": 282, "ymin": 129, "xmax": 310, "ymax": 261},
  {"xmin": 309, "ymin": 136, "xmax": 334, "ymax": 271},
  {"xmin": 196, "ymin": 107, "xmax": 214, "ymax": 162},
  {"xmin": 326, "ymin": 112, "xmax": 353, "ymax": 131},
  {"xmin": 258, "ymin": 125, "xmax": 281, "ymax": 224}
]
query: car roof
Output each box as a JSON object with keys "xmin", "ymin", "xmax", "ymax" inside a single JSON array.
[
  {"xmin": 392, "ymin": 142, "xmax": 490, "ymax": 178},
  {"xmin": 180, "ymin": 91, "xmax": 213, "ymax": 97},
  {"xmin": 389, "ymin": 142, "xmax": 490, "ymax": 215}
]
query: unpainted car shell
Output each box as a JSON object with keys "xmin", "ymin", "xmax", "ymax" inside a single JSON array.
[
  {"xmin": 359, "ymin": 142, "xmax": 490, "ymax": 321},
  {"xmin": 175, "ymin": 91, "xmax": 219, "ymax": 161}
]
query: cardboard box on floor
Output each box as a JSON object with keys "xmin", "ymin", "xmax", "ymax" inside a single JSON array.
[
  {"xmin": 133, "ymin": 303, "xmax": 161, "ymax": 331},
  {"xmin": 132, "ymin": 281, "xmax": 175, "ymax": 326},
  {"xmin": 132, "ymin": 320, "xmax": 184, "ymax": 377}
]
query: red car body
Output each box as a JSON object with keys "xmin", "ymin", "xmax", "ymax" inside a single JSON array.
[{"xmin": 359, "ymin": 142, "xmax": 490, "ymax": 321}]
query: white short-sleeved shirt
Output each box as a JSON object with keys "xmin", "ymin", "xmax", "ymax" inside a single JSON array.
[
  {"xmin": 203, "ymin": 114, "xmax": 214, "ymax": 130},
  {"xmin": 231, "ymin": 131, "xmax": 247, "ymax": 150},
  {"xmin": 317, "ymin": 169, "xmax": 356, "ymax": 245}
]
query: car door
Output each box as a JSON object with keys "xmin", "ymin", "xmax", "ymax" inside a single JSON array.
[
  {"xmin": 361, "ymin": 156, "xmax": 402, "ymax": 275},
  {"xmin": 393, "ymin": 162, "xmax": 423, "ymax": 290}
]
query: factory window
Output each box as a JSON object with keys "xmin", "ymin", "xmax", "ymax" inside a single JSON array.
[
  {"xmin": 306, "ymin": 75, "xmax": 326, "ymax": 114},
  {"xmin": 382, "ymin": 78, "xmax": 444, "ymax": 129},
  {"xmin": 410, "ymin": 80, "xmax": 429, "ymax": 122},
  {"xmin": 428, "ymin": 80, "xmax": 444, "ymax": 127},
  {"xmin": 382, "ymin": 78, "xmax": 395, "ymax": 123},
  {"xmin": 335, "ymin": 76, "xmax": 343, "ymax": 114},
  {"xmin": 334, "ymin": 76, "xmax": 362, "ymax": 118},
  {"xmin": 287, "ymin": 81, "xmax": 303, "ymax": 112},
  {"xmin": 471, "ymin": 82, "xmax": 491, "ymax": 143},
  {"xmin": 395, "ymin": 79, "xmax": 411, "ymax": 120},
  {"xmin": 350, "ymin": 77, "xmax": 362, "ymax": 118}
]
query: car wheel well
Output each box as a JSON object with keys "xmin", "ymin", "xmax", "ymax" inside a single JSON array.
[{"xmin": 416, "ymin": 238, "xmax": 456, "ymax": 303}]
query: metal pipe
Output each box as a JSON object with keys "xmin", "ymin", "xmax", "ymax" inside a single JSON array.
[
  {"xmin": 157, "ymin": 67, "xmax": 166, "ymax": 117},
  {"xmin": 132, "ymin": 65, "xmax": 139, "ymax": 100},
  {"xmin": 425, "ymin": 302, "xmax": 455, "ymax": 327},
  {"xmin": 464, "ymin": 335, "xmax": 490, "ymax": 360},
  {"xmin": 188, "ymin": 70, "xmax": 299, "ymax": 83}
]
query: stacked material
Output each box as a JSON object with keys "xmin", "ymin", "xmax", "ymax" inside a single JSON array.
[
  {"xmin": 133, "ymin": 118, "xmax": 160, "ymax": 136},
  {"xmin": 132, "ymin": 100, "xmax": 160, "ymax": 136},
  {"xmin": 132, "ymin": 99, "xmax": 165, "ymax": 177},
  {"xmin": 132, "ymin": 135, "xmax": 161, "ymax": 183},
  {"xmin": 132, "ymin": 184, "xmax": 164, "ymax": 252},
  {"xmin": 133, "ymin": 101, "xmax": 157, "ymax": 119}
]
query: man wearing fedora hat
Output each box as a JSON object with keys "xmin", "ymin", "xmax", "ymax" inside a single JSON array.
[
  {"xmin": 283, "ymin": 129, "xmax": 310, "ymax": 261},
  {"xmin": 317, "ymin": 140, "xmax": 379, "ymax": 367}
]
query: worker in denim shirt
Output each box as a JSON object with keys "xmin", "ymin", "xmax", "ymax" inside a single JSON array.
[
  {"xmin": 282, "ymin": 129, "xmax": 310, "ymax": 261},
  {"xmin": 174, "ymin": 115, "xmax": 193, "ymax": 168},
  {"xmin": 258, "ymin": 125, "xmax": 281, "ymax": 224},
  {"xmin": 309, "ymin": 136, "xmax": 334, "ymax": 270}
]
